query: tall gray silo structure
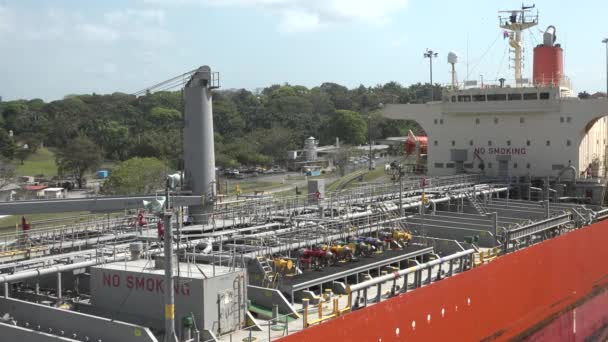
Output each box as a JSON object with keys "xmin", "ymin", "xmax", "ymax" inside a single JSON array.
[{"xmin": 184, "ymin": 66, "xmax": 219, "ymax": 223}]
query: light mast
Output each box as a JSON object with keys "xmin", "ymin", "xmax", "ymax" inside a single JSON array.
[{"xmin": 499, "ymin": 4, "xmax": 538, "ymax": 86}]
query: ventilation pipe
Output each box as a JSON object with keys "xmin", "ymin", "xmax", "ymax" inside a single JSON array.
[{"xmin": 184, "ymin": 66, "xmax": 219, "ymax": 224}]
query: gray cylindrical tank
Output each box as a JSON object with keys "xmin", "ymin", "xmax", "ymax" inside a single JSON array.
[{"xmin": 184, "ymin": 66, "xmax": 217, "ymax": 223}]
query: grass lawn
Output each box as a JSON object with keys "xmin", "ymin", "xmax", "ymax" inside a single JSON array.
[
  {"xmin": 272, "ymin": 188, "xmax": 300, "ymax": 199},
  {"xmin": 219, "ymin": 180, "xmax": 285, "ymax": 196},
  {"xmin": 0, "ymin": 211, "xmax": 125, "ymax": 234},
  {"xmin": 15, "ymin": 147, "xmax": 58, "ymax": 177}
]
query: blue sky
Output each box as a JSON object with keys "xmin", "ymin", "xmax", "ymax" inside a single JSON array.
[{"xmin": 0, "ymin": 0, "xmax": 607, "ymax": 101}]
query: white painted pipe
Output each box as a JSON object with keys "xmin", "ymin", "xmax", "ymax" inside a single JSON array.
[
  {"xmin": 0, "ymin": 253, "xmax": 130, "ymax": 284},
  {"xmin": 347, "ymin": 249, "xmax": 475, "ymax": 293}
]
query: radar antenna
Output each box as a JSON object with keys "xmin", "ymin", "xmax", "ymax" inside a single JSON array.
[{"xmin": 498, "ymin": 4, "xmax": 538, "ymax": 86}]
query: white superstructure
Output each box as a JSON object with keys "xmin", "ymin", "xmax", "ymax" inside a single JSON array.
[{"xmin": 383, "ymin": 8, "xmax": 608, "ymax": 184}]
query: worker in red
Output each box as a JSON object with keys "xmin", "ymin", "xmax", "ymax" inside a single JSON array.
[
  {"xmin": 157, "ymin": 219, "xmax": 165, "ymax": 242},
  {"xmin": 133, "ymin": 209, "xmax": 147, "ymax": 234},
  {"xmin": 315, "ymin": 191, "xmax": 321, "ymax": 202},
  {"xmin": 21, "ymin": 216, "xmax": 31, "ymax": 231},
  {"xmin": 21, "ymin": 216, "xmax": 31, "ymax": 246}
]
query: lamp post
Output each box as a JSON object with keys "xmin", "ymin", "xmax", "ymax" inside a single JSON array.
[
  {"xmin": 368, "ymin": 114, "xmax": 373, "ymax": 171},
  {"xmin": 423, "ymin": 49, "xmax": 438, "ymax": 101},
  {"xmin": 602, "ymin": 38, "xmax": 608, "ymax": 98}
]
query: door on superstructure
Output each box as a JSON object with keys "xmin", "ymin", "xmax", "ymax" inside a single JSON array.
[
  {"xmin": 498, "ymin": 160, "xmax": 509, "ymax": 178},
  {"xmin": 218, "ymin": 289, "xmax": 240, "ymax": 334}
]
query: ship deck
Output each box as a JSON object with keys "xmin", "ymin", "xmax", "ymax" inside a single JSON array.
[{"xmin": 279, "ymin": 245, "xmax": 433, "ymax": 300}]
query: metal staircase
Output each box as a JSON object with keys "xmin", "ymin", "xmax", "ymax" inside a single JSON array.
[
  {"xmin": 466, "ymin": 191, "xmax": 486, "ymax": 215},
  {"xmin": 255, "ymin": 256, "xmax": 276, "ymax": 288}
]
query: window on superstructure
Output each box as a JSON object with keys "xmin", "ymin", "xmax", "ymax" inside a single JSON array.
[
  {"xmin": 469, "ymin": 140, "xmax": 474, "ymax": 146},
  {"xmin": 539, "ymin": 92, "xmax": 550, "ymax": 100},
  {"xmin": 520, "ymin": 117, "xmax": 525, "ymax": 124},
  {"xmin": 475, "ymin": 118, "xmax": 480, "ymax": 125},
  {"xmin": 434, "ymin": 163, "xmax": 444, "ymax": 168},
  {"xmin": 434, "ymin": 119, "xmax": 438, "ymax": 125},
  {"xmin": 509, "ymin": 93, "xmax": 522, "ymax": 101},
  {"xmin": 526, "ymin": 163, "xmax": 531, "ymax": 169},
  {"xmin": 464, "ymin": 163, "xmax": 474, "ymax": 169},
  {"xmin": 494, "ymin": 118, "xmax": 499, "ymax": 124},
  {"xmin": 440, "ymin": 119, "xmax": 444, "ymax": 124},
  {"xmin": 567, "ymin": 117, "xmax": 571, "ymax": 123},
  {"xmin": 434, "ymin": 140, "xmax": 438, "ymax": 146},
  {"xmin": 560, "ymin": 117, "xmax": 564, "ymax": 123},
  {"xmin": 488, "ymin": 162, "xmax": 492, "ymax": 169},
  {"xmin": 446, "ymin": 163, "xmax": 455, "ymax": 168},
  {"xmin": 507, "ymin": 140, "xmax": 511, "ymax": 146},
  {"xmin": 526, "ymin": 140, "xmax": 531, "ymax": 146},
  {"xmin": 487, "ymin": 94, "xmax": 507, "ymax": 101},
  {"xmin": 488, "ymin": 140, "xmax": 492, "ymax": 146},
  {"xmin": 566, "ymin": 140, "xmax": 571, "ymax": 146},
  {"xmin": 451, "ymin": 96, "xmax": 456, "ymax": 102},
  {"xmin": 523, "ymin": 93, "xmax": 538, "ymax": 100},
  {"xmin": 513, "ymin": 163, "xmax": 518, "ymax": 169},
  {"xmin": 473, "ymin": 94, "xmax": 486, "ymax": 102},
  {"xmin": 546, "ymin": 140, "xmax": 551, "ymax": 146},
  {"xmin": 458, "ymin": 95, "xmax": 471, "ymax": 102},
  {"xmin": 451, "ymin": 140, "xmax": 455, "ymax": 146}
]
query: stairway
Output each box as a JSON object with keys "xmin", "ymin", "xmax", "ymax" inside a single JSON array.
[
  {"xmin": 465, "ymin": 191, "xmax": 486, "ymax": 215},
  {"xmin": 256, "ymin": 256, "xmax": 276, "ymax": 288}
]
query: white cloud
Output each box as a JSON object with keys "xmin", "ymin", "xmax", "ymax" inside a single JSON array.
[
  {"xmin": 105, "ymin": 9, "xmax": 165, "ymax": 25},
  {"xmin": 77, "ymin": 24, "xmax": 121, "ymax": 42},
  {"xmin": 0, "ymin": 6, "xmax": 170, "ymax": 44},
  {"xmin": 143, "ymin": 0, "xmax": 408, "ymax": 32}
]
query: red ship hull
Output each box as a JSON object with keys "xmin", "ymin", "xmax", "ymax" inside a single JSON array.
[{"xmin": 281, "ymin": 219, "xmax": 608, "ymax": 341}]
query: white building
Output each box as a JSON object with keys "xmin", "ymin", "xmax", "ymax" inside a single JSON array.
[
  {"xmin": 382, "ymin": 10, "xmax": 608, "ymax": 183},
  {"xmin": 383, "ymin": 88, "xmax": 608, "ymax": 180}
]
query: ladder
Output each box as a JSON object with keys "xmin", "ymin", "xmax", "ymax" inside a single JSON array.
[
  {"xmin": 465, "ymin": 191, "xmax": 486, "ymax": 215},
  {"xmin": 256, "ymin": 256, "xmax": 275, "ymax": 287}
]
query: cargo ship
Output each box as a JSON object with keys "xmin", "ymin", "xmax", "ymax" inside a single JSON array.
[
  {"xmin": 282, "ymin": 6, "xmax": 608, "ymax": 342},
  {"xmin": 0, "ymin": 5, "xmax": 607, "ymax": 342}
]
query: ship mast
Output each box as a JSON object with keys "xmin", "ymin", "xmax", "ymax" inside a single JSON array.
[{"xmin": 499, "ymin": 4, "xmax": 538, "ymax": 86}]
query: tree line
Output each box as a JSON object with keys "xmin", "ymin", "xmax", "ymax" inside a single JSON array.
[{"xmin": 0, "ymin": 81, "xmax": 434, "ymax": 186}]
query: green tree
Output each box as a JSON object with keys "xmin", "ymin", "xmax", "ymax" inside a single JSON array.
[
  {"xmin": 102, "ymin": 157, "xmax": 168, "ymax": 195},
  {"xmin": 0, "ymin": 129, "xmax": 15, "ymax": 159},
  {"xmin": 15, "ymin": 146, "xmax": 31, "ymax": 165},
  {"xmin": 0, "ymin": 158, "xmax": 15, "ymax": 189},
  {"xmin": 56, "ymin": 136, "xmax": 102, "ymax": 188},
  {"xmin": 149, "ymin": 107, "xmax": 182, "ymax": 125},
  {"xmin": 326, "ymin": 110, "xmax": 367, "ymax": 145}
]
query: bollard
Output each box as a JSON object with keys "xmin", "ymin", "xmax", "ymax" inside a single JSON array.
[
  {"xmin": 302, "ymin": 299, "xmax": 309, "ymax": 328},
  {"xmin": 57, "ymin": 272, "xmax": 62, "ymax": 300},
  {"xmin": 272, "ymin": 304, "xmax": 279, "ymax": 322}
]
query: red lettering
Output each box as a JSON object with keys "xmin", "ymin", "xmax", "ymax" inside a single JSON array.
[
  {"xmin": 146, "ymin": 278, "xmax": 155, "ymax": 292},
  {"xmin": 127, "ymin": 275, "xmax": 133, "ymax": 289},
  {"xmin": 156, "ymin": 279, "xmax": 164, "ymax": 294},
  {"xmin": 135, "ymin": 277, "xmax": 145, "ymax": 290},
  {"xmin": 103, "ymin": 273, "xmax": 111, "ymax": 287},
  {"xmin": 112, "ymin": 274, "xmax": 120, "ymax": 287},
  {"xmin": 182, "ymin": 283, "xmax": 191, "ymax": 296},
  {"xmin": 521, "ymin": 148, "xmax": 526, "ymax": 154}
]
